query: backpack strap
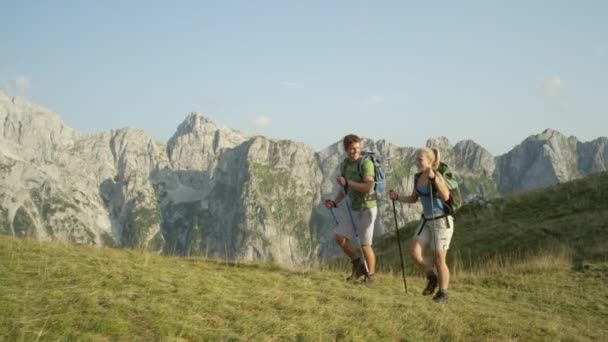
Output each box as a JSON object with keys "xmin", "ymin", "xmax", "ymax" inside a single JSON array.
[
  {"xmin": 344, "ymin": 156, "xmax": 375, "ymax": 181},
  {"xmin": 416, "ymin": 170, "xmax": 454, "ymax": 215},
  {"xmin": 357, "ymin": 156, "xmax": 367, "ymax": 178},
  {"xmin": 414, "ymin": 172, "xmax": 423, "ymax": 196}
]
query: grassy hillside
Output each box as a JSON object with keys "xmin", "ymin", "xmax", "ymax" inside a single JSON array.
[
  {"xmin": 2, "ymin": 172, "xmax": 608, "ymax": 340},
  {"xmin": 376, "ymin": 171, "xmax": 608, "ymax": 274},
  {"xmin": 1, "ymin": 236, "xmax": 607, "ymax": 341}
]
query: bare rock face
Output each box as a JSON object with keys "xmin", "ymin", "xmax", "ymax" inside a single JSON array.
[
  {"xmin": 494, "ymin": 129, "xmax": 580, "ymax": 193},
  {"xmin": 577, "ymin": 137, "xmax": 608, "ymax": 174},
  {"xmin": 1, "ymin": 91, "xmax": 607, "ymax": 267},
  {"xmin": 453, "ymin": 140, "xmax": 498, "ymax": 200},
  {"xmin": 0, "ymin": 92, "xmax": 78, "ymax": 160}
]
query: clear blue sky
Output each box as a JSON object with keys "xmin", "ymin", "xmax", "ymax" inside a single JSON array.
[{"xmin": 2, "ymin": 1, "xmax": 606, "ymax": 155}]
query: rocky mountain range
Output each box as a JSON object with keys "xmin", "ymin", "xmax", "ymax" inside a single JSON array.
[{"xmin": 1, "ymin": 91, "xmax": 606, "ymax": 267}]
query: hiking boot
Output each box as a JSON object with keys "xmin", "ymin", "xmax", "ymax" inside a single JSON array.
[
  {"xmin": 363, "ymin": 273, "xmax": 376, "ymax": 287},
  {"xmin": 422, "ymin": 273, "xmax": 438, "ymax": 296},
  {"xmin": 346, "ymin": 258, "xmax": 367, "ymax": 282},
  {"xmin": 432, "ymin": 289, "xmax": 448, "ymax": 304}
]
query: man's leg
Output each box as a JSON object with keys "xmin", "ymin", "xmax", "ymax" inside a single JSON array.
[
  {"xmin": 361, "ymin": 245, "xmax": 375, "ymax": 275},
  {"xmin": 335, "ymin": 234, "xmax": 358, "ymax": 260},
  {"xmin": 336, "ymin": 234, "xmax": 366, "ymax": 281}
]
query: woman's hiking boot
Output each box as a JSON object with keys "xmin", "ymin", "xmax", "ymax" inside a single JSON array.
[
  {"xmin": 422, "ymin": 272, "xmax": 438, "ymax": 296},
  {"xmin": 346, "ymin": 258, "xmax": 367, "ymax": 282},
  {"xmin": 432, "ymin": 289, "xmax": 448, "ymax": 304},
  {"xmin": 363, "ymin": 273, "xmax": 376, "ymax": 287}
]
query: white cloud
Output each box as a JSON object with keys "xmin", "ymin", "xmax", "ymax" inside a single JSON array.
[
  {"xmin": 5, "ymin": 75, "xmax": 32, "ymax": 93},
  {"xmin": 541, "ymin": 77, "xmax": 566, "ymax": 97},
  {"xmin": 364, "ymin": 95, "xmax": 384, "ymax": 105},
  {"xmin": 253, "ymin": 114, "xmax": 272, "ymax": 128},
  {"xmin": 280, "ymin": 81, "xmax": 298, "ymax": 88}
]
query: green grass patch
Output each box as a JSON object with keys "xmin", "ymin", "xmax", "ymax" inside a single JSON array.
[{"xmin": 1, "ymin": 236, "xmax": 607, "ymax": 341}]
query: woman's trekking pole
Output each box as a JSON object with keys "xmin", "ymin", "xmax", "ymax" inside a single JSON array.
[
  {"xmin": 428, "ymin": 180, "xmax": 437, "ymax": 266},
  {"xmin": 390, "ymin": 193, "xmax": 408, "ymax": 294},
  {"xmin": 343, "ymin": 188, "xmax": 370, "ymax": 275}
]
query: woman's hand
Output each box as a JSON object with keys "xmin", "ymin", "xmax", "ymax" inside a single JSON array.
[{"xmin": 324, "ymin": 199, "xmax": 337, "ymax": 208}]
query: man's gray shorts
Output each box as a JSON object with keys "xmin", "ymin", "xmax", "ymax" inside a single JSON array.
[{"xmin": 334, "ymin": 206, "xmax": 377, "ymax": 245}]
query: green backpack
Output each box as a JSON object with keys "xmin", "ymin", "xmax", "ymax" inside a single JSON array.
[{"xmin": 414, "ymin": 162, "xmax": 462, "ymax": 214}]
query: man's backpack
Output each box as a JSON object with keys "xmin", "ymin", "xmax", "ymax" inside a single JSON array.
[
  {"xmin": 414, "ymin": 162, "xmax": 462, "ymax": 214},
  {"xmin": 341, "ymin": 150, "xmax": 386, "ymax": 193}
]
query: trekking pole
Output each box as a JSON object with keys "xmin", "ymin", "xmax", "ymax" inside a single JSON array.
[
  {"xmin": 343, "ymin": 187, "xmax": 370, "ymax": 275},
  {"xmin": 391, "ymin": 194, "xmax": 408, "ymax": 294},
  {"xmin": 428, "ymin": 179, "xmax": 438, "ymax": 267},
  {"xmin": 329, "ymin": 207, "xmax": 339, "ymax": 225}
]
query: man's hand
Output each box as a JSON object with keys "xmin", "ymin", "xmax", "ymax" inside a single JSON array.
[
  {"xmin": 336, "ymin": 176, "xmax": 347, "ymax": 186},
  {"xmin": 388, "ymin": 190, "xmax": 399, "ymax": 201}
]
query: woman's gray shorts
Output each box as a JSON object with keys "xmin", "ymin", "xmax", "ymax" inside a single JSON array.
[{"xmin": 413, "ymin": 215, "xmax": 454, "ymax": 251}]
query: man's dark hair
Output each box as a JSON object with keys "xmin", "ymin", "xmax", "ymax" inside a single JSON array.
[{"xmin": 342, "ymin": 134, "xmax": 361, "ymax": 150}]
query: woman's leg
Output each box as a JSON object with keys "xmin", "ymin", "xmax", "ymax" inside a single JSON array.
[
  {"xmin": 435, "ymin": 250, "xmax": 450, "ymax": 290},
  {"xmin": 409, "ymin": 239, "xmax": 433, "ymax": 273}
]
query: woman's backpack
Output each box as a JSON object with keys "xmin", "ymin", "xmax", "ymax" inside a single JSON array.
[{"xmin": 414, "ymin": 162, "xmax": 462, "ymax": 214}]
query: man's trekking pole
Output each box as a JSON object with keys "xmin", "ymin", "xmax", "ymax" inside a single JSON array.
[
  {"xmin": 343, "ymin": 187, "xmax": 370, "ymax": 275},
  {"xmin": 390, "ymin": 192, "xmax": 408, "ymax": 294},
  {"xmin": 329, "ymin": 207, "xmax": 339, "ymax": 225}
]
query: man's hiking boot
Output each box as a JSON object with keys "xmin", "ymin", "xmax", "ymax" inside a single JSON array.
[
  {"xmin": 362, "ymin": 273, "xmax": 376, "ymax": 287},
  {"xmin": 422, "ymin": 272, "xmax": 438, "ymax": 296},
  {"xmin": 432, "ymin": 289, "xmax": 448, "ymax": 304},
  {"xmin": 346, "ymin": 258, "xmax": 367, "ymax": 282}
]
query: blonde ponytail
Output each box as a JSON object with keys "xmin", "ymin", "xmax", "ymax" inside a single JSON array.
[{"xmin": 430, "ymin": 147, "xmax": 441, "ymax": 170}]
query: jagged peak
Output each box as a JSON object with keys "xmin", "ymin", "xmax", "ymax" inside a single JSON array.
[
  {"xmin": 247, "ymin": 134, "xmax": 313, "ymax": 152},
  {"xmin": 168, "ymin": 112, "xmax": 218, "ymax": 141},
  {"xmin": 455, "ymin": 139, "xmax": 478, "ymax": 147},
  {"xmin": 516, "ymin": 129, "xmax": 567, "ymax": 146},
  {"xmin": 180, "ymin": 112, "xmax": 216, "ymax": 130},
  {"xmin": 0, "ymin": 91, "xmax": 79, "ymax": 149},
  {"xmin": 539, "ymin": 128, "xmax": 566, "ymax": 139},
  {"xmin": 111, "ymin": 127, "xmax": 155, "ymax": 140},
  {"xmin": 426, "ymin": 136, "xmax": 452, "ymax": 149},
  {"xmin": 454, "ymin": 139, "xmax": 489, "ymax": 153},
  {"xmin": 0, "ymin": 91, "xmax": 66, "ymax": 122},
  {"xmin": 183, "ymin": 112, "xmax": 215, "ymax": 125}
]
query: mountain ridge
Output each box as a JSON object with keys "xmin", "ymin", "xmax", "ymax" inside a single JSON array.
[{"xmin": 1, "ymin": 91, "xmax": 607, "ymax": 267}]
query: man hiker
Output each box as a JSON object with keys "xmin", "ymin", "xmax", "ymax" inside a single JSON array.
[
  {"xmin": 324, "ymin": 134, "xmax": 378, "ymax": 286},
  {"xmin": 388, "ymin": 147, "xmax": 454, "ymax": 304}
]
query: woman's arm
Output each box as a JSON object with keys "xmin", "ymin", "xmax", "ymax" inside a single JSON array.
[
  {"xmin": 430, "ymin": 172, "xmax": 450, "ymax": 202},
  {"xmin": 389, "ymin": 188, "xmax": 418, "ymax": 203}
]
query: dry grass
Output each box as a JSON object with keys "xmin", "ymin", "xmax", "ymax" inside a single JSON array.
[{"xmin": 1, "ymin": 236, "xmax": 607, "ymax": 341}]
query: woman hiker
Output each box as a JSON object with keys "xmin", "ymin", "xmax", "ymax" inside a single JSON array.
[{"xmin": 388, "ymin": 147, "xmax": 454, "ymax": 304}]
